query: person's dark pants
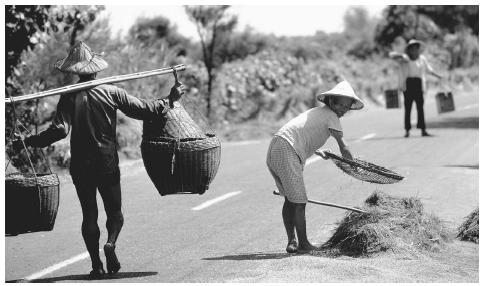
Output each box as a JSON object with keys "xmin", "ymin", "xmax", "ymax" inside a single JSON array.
[
  {"xmin": 72, "ymin": 170, "xmax": 123, "ymax": 269},
  {"xmin": 404, "ymin": 77, "xmax": 426, "ymax": 131}
]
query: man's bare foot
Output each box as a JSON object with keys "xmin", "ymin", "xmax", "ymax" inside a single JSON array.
[
  {"xmin": 104, "ymin": 243, "xmax": 121, "ymax": 274},
  {"xmin": 297, "ymin": 243, "xmax": 318, "ymax": 253},
  {"xmin": 286, "ymin": 239, "xmax": 298, "ymax": 253},
  {"xmin": 88, "ymin": 264, "xmax": 105, "ymax": 280}
]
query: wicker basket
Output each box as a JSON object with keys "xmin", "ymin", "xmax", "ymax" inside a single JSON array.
[
  {"xmin": 141, "ymin": 102, "xmax": 221, "ymax": 195},
  {"xmin": 5, "ymin": 173, "xmax": 60, "ymax": 235},
  {"xmin": 322, "ymin": 151, "xmax": 404, "ymax": 184}
]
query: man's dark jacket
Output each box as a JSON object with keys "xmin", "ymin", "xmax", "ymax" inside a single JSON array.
[{"xmin": 26, "ymin": 84, "xmax": 169, "ymax": 178}]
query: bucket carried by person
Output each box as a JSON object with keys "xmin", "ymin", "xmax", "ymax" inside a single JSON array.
[
  {"xmin": 435, "ymin": 91, "xmax": 455, "ymax": 113},
  {"xmin": 5, "ymin": 119, "xmax": 60, "ymax": 235},
  {"xmin": 141, "ymin": 69, "xmax": 221, "ymax": 196},
  {"xmin": 435, "ymin": 76, "xmax": 455, "ymax": 114},
  {"xmin": 384, "ymin": 89, "xmax": 401, "ymax": 109}
]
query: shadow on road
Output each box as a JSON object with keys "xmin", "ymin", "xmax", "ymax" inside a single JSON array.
[
  {"xmin": 6, "ymin": 271, "xmax": 158, "ymax": 283},
  {"xmin": 443, "ymin": 164, "xmax": 479, "ymax": 170},
  {"xmin": 366, "ymin": 136, "xmax": 408, "ymax": 141},
  {"xmin": 427, "ymin": 116, "xmax": 478, "ymax": 129},
  {"xmin": 203, "ymin": 252, "xmax": 293, "ymax": 261}
]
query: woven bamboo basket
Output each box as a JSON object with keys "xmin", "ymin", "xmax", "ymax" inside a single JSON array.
[
  {"xmin": 141, "ymin": 102, "xmax": 221, "ymax": 195},
  {"xmin": 5, "ymin": 173, "xmax": 60, "ymax": 234}
]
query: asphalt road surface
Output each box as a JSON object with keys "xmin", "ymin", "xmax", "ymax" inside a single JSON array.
[{"xmin": 5, "ymin": 90, "xmax": 478, "ymax": 282}]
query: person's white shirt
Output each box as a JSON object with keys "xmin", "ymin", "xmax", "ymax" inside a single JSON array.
[
  {"xmin": 396, "ymin": 54, "xmax": 434, "ymax": 92},
  {"xmin": 275, "ymin": 105, "xmax": 342, "ymax": 163}
]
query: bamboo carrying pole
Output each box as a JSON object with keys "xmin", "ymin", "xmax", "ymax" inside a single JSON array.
[
  {"xmin": 5, "ymin": 64, "xmax": 186, "ymax": 104},
  {"xmin": 273, "ymin": 190, "xmax": 367, "ymax": 213}
]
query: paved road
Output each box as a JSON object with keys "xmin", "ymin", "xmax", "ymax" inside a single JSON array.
[{"xmin": 5, "ymin": 90, "xmax": 478, "ymax": 282}]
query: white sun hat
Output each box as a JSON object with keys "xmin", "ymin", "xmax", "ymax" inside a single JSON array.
[
  {"xmin": 405, "ymin": 39, "xmax": 425, "ymax": 53},
  {"xmin": 316, "ymin": 80, "xmax": 364, "ymax": 110}
]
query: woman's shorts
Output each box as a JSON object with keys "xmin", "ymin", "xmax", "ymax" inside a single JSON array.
[{"xmin": 266, "ymin": 136, "xmax": 307, "ymax": 204}]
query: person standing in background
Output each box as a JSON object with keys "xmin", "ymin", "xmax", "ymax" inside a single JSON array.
[{"xmin": 389, "ymin": 39, "xmax": 442, "ymax": 137}]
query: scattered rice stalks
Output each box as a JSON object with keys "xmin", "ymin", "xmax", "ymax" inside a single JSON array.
[
  {"xmin": 457, "ymin": 208, "xmax": 479, "ymax": 243},
  {"xmin": 322, "ymin": 191, "xmax": 452, "ymax": 257}
]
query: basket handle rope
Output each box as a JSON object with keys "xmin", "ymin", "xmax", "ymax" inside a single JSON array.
[
  {"xmin": 6, "ymin": 95, "xmax": 53, "ymax": 179},
  {"xmin": 5, "ymin": 96, "xmax": 37, "ymax": 179},
  {"xmin": 169, "ymin": 67, "xmax": 182, "ymax": 177},
  {"xmin": 15, "ymin": 120, "xmax": 53, "ymax": 175},
  {"xmin": 170, "ymin": 66, "xmax": 217, "ymax": 136},
  {"xmin": 6, "ymin": 96, "xmax": 43, "ymax": 212},
  {"xmin": 168, "ymin": 66, "xmax": 218, "ymax": 194}
]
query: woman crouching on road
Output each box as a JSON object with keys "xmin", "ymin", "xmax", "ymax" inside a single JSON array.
[{"xmin": 266, "ymin": 80, "xmax": 364, "ymax": 253}]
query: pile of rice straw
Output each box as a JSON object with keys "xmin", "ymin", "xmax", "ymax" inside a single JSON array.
[
  {"xmin": 457, "ymin": 208, "xmax": 479, "ymax": 243},
  {"xmin": 322, "ymin": 191, "xmax": 451, "ymax": 256}
]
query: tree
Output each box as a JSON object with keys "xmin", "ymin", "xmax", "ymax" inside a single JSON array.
[
  {"xmin": 216, "ymin": 27, "xmax": 270, "ymax": 63},
  {"xmin": 5, "ymin": 5, "xmax": 51, "ymax": 84},
  {"xmin": 49, "ymin": 5, "xmax": 105, "ymax": 47},
  {"xmin": 6, "ymin": 5, "xmax": 104, "ymax": 92},
  {"xmin": 343, "ymin": 6, "xmax": 378, "ymax": 59},
  {"xmin": 185, "ymin": 5, "xmax": 237, "ymax": 119},
  {"xmin": 416, "ymin": 5, "xmax": 478, "ymax": 35},
  {"xmin": 374, "ymin": 5, "xmax": 478, "ymax": 49},
  {"xmin": 344, "ymin": 6, "xmax": 373, "ymax": 36},
  {"xmin": 374, "ymin": 6, "xmax": 440, "ymax": 48},
  {"xmin": 128, "ymin": 15, "xmax": 192, "ymax": 57},
  {"xmin": 5, "ymin": 5, "xmax": 105, "ymax": 172}
]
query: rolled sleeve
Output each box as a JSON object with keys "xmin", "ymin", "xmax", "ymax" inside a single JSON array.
[{"xmin": 328, "ymin": 114, "xmax": 342, "ymax": 133}]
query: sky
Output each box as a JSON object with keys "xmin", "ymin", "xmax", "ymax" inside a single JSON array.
[{"xmin": 102, "ymin": 5, "xmax": 386, "ymax": 40}]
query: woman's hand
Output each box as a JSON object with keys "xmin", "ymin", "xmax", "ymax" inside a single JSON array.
[
  {"xmin": 340, "ymin": 146, "xmax": 353, "ymax": 160},
  {"xmin": 315, "ymin": 149, "xmax": 330, "ymax": 160}
]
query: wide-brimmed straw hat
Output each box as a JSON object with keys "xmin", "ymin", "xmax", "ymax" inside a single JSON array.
[
  {"xmin": 54, "ymin": 41, "xmax": 108, "ymax": 74},
  {"xmin": 405, "ymin": 39, "xmax": 425, "ymax": 52},
  {"xmin": 317, "ymin": 80, "xmax": 364, "ymax": 110}
]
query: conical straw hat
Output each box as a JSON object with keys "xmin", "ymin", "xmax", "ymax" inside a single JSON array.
[
  {"xmin": 54, "ymin": 41, "xmax": 108, "ymax": 74},
  {"xmin": 316, "ymin": 80, "xmax": 364, "ymax": 110}
]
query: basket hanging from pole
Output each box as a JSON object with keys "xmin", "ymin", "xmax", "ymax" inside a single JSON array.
[
  {"xmin": 141, "ymin": 101, "xmax": 221, "ymax": 196},
  {"xmin": 5, "ymin": 173, "xmax": 60, "ymax": 235},
  {"xmin": 5, "ymin": 114, "xmax": 60, "ymax": 235}
]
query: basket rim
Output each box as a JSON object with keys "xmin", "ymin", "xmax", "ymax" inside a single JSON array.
[
  {"xmin": 6, "ymin": 172, "xmax": 59, "ymax": 178},
  {"xmin": 5, "ymin": 172, "xmax": 60, "ymax": 187},
  {"xmin": 142, "ymin": 133, "xmax": 218, "ymax": 142}
]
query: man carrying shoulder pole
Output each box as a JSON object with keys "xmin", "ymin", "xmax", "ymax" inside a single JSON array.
[{"xmin": 13, "ymin": 41, "xmax": 185, "ymax": 279}]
